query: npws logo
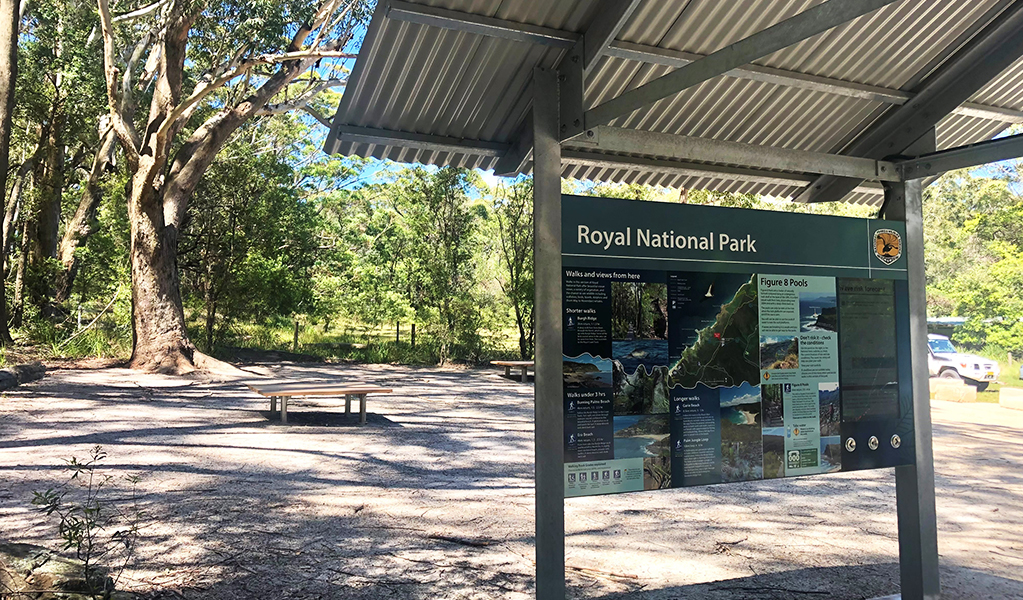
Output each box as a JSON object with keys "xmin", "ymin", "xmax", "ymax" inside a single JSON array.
[{"xmin": 873, "ymin": 229, "xmax": 902, "ymax": 265}]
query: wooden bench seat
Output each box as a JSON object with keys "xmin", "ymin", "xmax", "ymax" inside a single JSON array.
[
  {"xmin": 246, "ymin": 381, "xmax": 392, "ymax": 425},
  {"xmin": 491, "ymin": 360, "xmax": 534, "ymax": 382}
]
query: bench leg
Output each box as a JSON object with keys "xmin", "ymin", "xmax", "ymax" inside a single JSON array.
[
  {"xmin": 270, "ymin": 396, "xmax": 277, "ymax": 414},
  {"xmin": 359, "ymin": 394, "xmax": 367, "ymax": 425},
  {"xmin": 281, "ymin": 396, "xmax": 288, "ymax": 424},
  {"xmin": 505, "ymin": 366, "xmax": 511, "ymax": 377},
  {"xmin": 345, "ymin": 394, "xmax": 351, "ymax": 416},
  {"xmin": 521, "ymin": 367, "xmax": 529, "ymax": 383}
]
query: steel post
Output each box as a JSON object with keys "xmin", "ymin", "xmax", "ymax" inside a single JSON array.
[
  {"xmin": 884, "ymin": 172, "xmax": 941, "ymax": 599},
  {"xmin": 532, "ymin": 66, "xmax": 565, "ymax": 600}
]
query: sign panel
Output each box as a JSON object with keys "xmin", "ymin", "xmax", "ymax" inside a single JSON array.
[{"xmin": 561, "ymin": 196, "xmax": 915, "ymax": 497}]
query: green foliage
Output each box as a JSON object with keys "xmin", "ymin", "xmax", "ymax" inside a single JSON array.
[
  {"xmin": 925, "ymin": 167, "xmax": 1023, "ymax": 354},
  {"xmin": 32, "ymin": 446, "xmax": 144, "ymax": 598},
  {"xmin": 179, "ymin": 122, "xmax": 320, "ymax": 350},
  {"xmin": 490, "ymin": 180, "xmax": 534, "ymax": 359},
  {"xmin": 385, "ymin": 167, "xmax": 489, "ymax": 362}
]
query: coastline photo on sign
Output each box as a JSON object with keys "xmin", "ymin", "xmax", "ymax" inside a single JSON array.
[
  {"xmin": 611, "ymin": 282, "xmax": 669, "ymax": 376},
  {"xmin": 760, "ymin": 336, "xmax": 799, "ymax": 370},
  {"xmin": 799, "ymin": 292, "xmax": 837, "ymax": 332},
  {"xmin": 719, "ymin": 382, "xmax": 763, "ymax": 482},
  {"xmin": 613, "ymin": 414, "xmax": 670, "ymax": 461},
  {"xmin": 612, "ymin": 281, "xmax": 670, "ymax": 415},
  {"xmin": 820, "ymin": 436, "xmax": 842, "ymax": 473},
  {"xmin": 563, "ymin": 353, "xmax": 613, "ymax": 388}
]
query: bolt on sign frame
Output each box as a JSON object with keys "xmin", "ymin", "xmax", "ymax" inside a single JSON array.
[{"xmin": 325, "ymin": 1, "xmax": 1023, "ymax": 599}]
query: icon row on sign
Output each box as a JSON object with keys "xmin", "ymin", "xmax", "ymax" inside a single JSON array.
[{"xmin": 568, "ymin": 469, "xmax": 621, "ymax": 483}]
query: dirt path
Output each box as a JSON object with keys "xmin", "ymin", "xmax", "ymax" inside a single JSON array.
[{"xmin": 1, "ymin": 364, "xmax": 1020, "ymax": 599}]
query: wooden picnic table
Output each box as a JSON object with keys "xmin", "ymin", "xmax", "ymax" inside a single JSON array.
[
  {"xmin": 491, "ymin": 360, "xmax": 534, "ymax": 383},
  {"xmin": 246, "ymin": 381, "xmax": 392, "ymax": 425}
]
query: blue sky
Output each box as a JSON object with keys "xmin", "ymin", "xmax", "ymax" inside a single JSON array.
[{"xmin": 299, "ymin": 2, "xmax": 535, "ymax": 196}]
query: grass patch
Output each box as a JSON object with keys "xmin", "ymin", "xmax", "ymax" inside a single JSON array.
[
  {"xmin": 206, "ymin": 318, "xmax": 525, "ymax": 366},
  {"xmin": 971, "ymin": 360, "xmax": 1021, "ymax": 403}
]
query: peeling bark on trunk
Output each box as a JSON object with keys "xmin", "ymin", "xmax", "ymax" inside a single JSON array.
[
  {"xmin": 3, "ymin": 157, "xmax": 33, "ymax": 276},
  {"xmin": 55, "ymin": 129, "xmax": 116, "ymax": 303},
  {"xmin": 12, "ymin": 218, "xmax": 28, "ymax": 327},
  {"xmin": 127, "ymin": 183, "xmax": 195, "ymax": 373},
  {"xmin": 0, "ymin": 0, "xmax": 17, "ymax": 343},
  {"xmin": 34, "ymin": 107, "xmax": 65, "ymax": 268}
]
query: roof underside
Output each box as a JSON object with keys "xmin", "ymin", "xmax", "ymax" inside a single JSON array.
[{"xmin": 326, "ymin": 0, "xmax": 1023, "ymax": 205}]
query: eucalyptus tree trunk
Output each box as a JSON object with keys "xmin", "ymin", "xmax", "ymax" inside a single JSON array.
[
  {"xmin": 55, "ymin": 128, "xmax": 116, "ymax": 303},
  {"xmin": 97, "ymin": 0, "xmax": 357, "ymax": 372},
  {"xmin": 127, "ymin": 182, "xmax": 194, "ymax": 372},
  {"xmin": 0, "ymin": 0, "xmax": 17, "ymax": 343}
]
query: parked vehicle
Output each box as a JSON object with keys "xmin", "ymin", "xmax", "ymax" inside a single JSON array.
[{"xmin": 927, "ymin": 333, "xmax": 998, "ymax": 391}]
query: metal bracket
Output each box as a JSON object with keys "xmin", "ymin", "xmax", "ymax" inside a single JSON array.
[{"xmin": 559, "ymin": 44, "xmax": 585, "ymax": 141}]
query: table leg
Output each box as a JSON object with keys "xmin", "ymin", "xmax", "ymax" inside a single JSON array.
[
  {"xmin": 270, "ymin": 396, "xmax": 277, "ymax": 414},
  {"xmin": 505, "ymin": 366, "xmax": 511, "ymax": 377},
  {"xmin": 345, "ymin": 394, "xmax": 351, "ymax": 416},
  {"xmin": 521, "ymin": 367, "xmax": 529, "ymax": 383},
  {"xmin": 281, "ymin": 396, "xmax": 288, "ymax": 424},
  {"xmin": 360, "ymin": 394, "xmax": 367, "ymax": 426}
]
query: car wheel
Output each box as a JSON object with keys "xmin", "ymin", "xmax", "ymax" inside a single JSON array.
[
  {"xmin": 972, "ymin": 381, "xmax": 989, "ymax": 392},
  {"xmin": 939, "ymin": 369, "xmax": 961, "ymax": 380}
]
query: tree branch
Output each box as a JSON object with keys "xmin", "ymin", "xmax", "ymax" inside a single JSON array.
[
  {"xmin": 97, "ymin": 0, "xmax": 140, "ymax": 164},
  {"xmin": 112, "ymin": 0, "xmax": 168, "ymax": 23},
  {"xmin": 255, "ymin": 79, "xmax": 346, "ymax": 120},
  {"xmin": 155, "ymin": 51, "xmax": 355, "ymax": 142},
  {"xmin": 162, "ymin": 0, "xmax": 359, "ymax": 228}
]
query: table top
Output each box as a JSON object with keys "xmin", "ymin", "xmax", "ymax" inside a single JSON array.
[
  {"xmin": 246, "ymin": 381, "xmax": 393, "ymax": 397},
  {"xmin": 490, "ymin": 360, "xmax": 535, "ymax": 367}
]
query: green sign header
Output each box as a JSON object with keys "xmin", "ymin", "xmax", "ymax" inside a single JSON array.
[{"xmin": 561, "ymin": 195, "xmax": 907, "ymax": 279}]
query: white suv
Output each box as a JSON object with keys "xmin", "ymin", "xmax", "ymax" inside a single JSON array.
[{"xmin": 927, "ymin": 333, "xmax": 999, "ymax": 391}]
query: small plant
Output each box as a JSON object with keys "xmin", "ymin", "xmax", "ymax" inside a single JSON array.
[{"xmin": 32, "ymin": 446, "xmax": 144, "ymax": 598}]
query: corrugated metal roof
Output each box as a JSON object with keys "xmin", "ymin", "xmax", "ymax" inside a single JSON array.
[{"xmin": 326, "ymin": 0, "xmax": 1023, "ymax": 205}]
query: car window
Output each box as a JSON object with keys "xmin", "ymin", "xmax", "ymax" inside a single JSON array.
[{"xmin": 928, "ymin": 339, "xmax": 956, "ymax": 354}]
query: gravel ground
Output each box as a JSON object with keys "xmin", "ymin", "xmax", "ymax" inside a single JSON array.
[{"xmin": 1, "ymin": 363, "xmax": 1021, "ymax": 599}]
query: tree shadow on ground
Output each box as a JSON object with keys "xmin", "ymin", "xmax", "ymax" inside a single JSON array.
[
  {"xmin": 2, "ymin": 366, "xmax": 1022, "ymax": 599},
  {"xmin": 257, "ymin": 410, "xmax": 402, "ymax": 428},
  {"xmin": 586, "ymin": 563, "xmax": 1022, "ymax": 600}
]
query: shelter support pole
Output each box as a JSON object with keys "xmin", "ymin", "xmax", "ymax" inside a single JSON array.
[
  {"xmin": 884, "ymin": 174, "xmax": 940, "ymax": 600},
  {"xmin": 532, "ymin": 66, "xmax": 565, "ymax": 600}
]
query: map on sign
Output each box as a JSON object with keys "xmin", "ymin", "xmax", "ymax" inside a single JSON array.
[{"xmin": 666, "ymin": 272, "xmax": 759, "ymax": 389}]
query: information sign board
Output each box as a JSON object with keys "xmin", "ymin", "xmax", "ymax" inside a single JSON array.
[{"xmin": 561, "ymin": 196, "xmax": 915, "ymax": 497}]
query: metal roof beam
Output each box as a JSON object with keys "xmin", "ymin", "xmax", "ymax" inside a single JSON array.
[
  {"xmin": 571, "ymin": 126, "xmax": 900, "ymax": 182},
  {"xmin": 384, "ymin": 0, "xmax": 576, "ymax": 48},
  {"xmin": 895, "ymin": 133, "xmax": 1023, "ymax": 179},
  {"xmin": 332, "ymin": 125, "xmax": 509, "ymax": 157},
  {"xmin": 557, "ymin": 0, "xmax": 642, "ymax": 140},
  {"xmin": 494, "ymin": 114, "xmax": 534, "ymax": 176},
  {"xmin": 583, "ymin": 0, "xmax": 902, "ymax": 129},
  {"xmin": 562, "ymin": 152, "xmax": 884, "ymax": 196},
  {"xmin": 796, "ymin": 1, "xmax": 1023, "ymax": 202},
  {"xmin": 383, "ymin": 1, "xmax": 1023, "ymax": 124},
  {"xmin": 580, "ymin": 0, "xmax": 641, "ymax": 74},
  {"xmin": 604, "ymin": 42, "xmax": 1023, "ymax": 124}
]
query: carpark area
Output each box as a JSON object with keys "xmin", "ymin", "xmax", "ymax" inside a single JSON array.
[{"xmin": 1, "ymin": 364, "xmax": 1021, "ymax": 599}]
